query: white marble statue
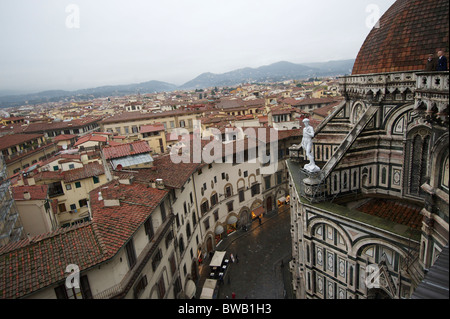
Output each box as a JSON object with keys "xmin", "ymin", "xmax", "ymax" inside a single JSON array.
[{"xmin": 301, "ymin": 118, "xmax": 320, "ymax": 172}]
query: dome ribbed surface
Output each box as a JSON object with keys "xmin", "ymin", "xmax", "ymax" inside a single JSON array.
[{"xmin": 352, "ymin": 0, "xmax": 449, "ymax": 75}]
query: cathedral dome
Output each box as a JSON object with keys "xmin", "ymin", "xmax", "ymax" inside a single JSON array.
[{"xmin": 352, "ymin": 0, "xmax": 449, "ymax": 75}]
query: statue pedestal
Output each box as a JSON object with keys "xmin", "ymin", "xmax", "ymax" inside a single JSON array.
[{"xmin": 302, "ymin": 170, "xmax": 324, "ymax": 202}]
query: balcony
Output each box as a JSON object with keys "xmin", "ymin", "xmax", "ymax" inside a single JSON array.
[
  {"xmin": 339, "ymin": 71, "xmax": 417, "ymax": 102},
  {"xmin": 4, "ymin": 140, "xmax": 57, "ymax": 164},
  {"xmin": 414, "ymin": 71, "xmax": 449, "ymax": 127},
  {"xmin": 48, "ymin": 181, "xmax": 65, "ymax": 198}
]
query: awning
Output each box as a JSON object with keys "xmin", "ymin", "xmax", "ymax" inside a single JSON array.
[
  {"xmin": 215, "ymin": 225, "xmax": 224, "ymax": 235},
  {"xmin": 210, "ymin": 251, "xmax": 226, "ymax": 267},
  {"xmin": 200, "ymin": 279, "xmax": 217, "ymax": 299},
  {"xmin": 185, "ymin": 280, "xmax": 196, "ymax": 299},
  {"xmin": 252, "ymin": 206, "xmax": 264, "ymax": 217},
  {"xmin": 278, "ymin": 196, "xmax": 286, "ymax": 203},
  {"xmin": 227, "ymin": 215, "xmax": 238, "ymax": 224}
]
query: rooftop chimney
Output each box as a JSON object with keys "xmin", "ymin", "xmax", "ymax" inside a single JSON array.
[{"xmin": 155, "ymin": 178, "xmax": 164, "ymax": 190}]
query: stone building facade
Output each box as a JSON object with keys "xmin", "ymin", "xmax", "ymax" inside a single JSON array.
[{"xmin": 288, "ymin": 0, "xmax": 449, "ymax": 299}]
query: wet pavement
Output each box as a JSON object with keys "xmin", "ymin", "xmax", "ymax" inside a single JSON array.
[{"xmin": 195, "ymin": 205, "xmax": 293, "ymax": 299}]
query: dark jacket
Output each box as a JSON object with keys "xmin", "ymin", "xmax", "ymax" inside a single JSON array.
[
  {"xmin": 437, "ymin": 55, "xmax": 448, "ymax": 71},
  {"xmin": 425, "ymin": 58, "xmax": 437, "ymax": 71}
]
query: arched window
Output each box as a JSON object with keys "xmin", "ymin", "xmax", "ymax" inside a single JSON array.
[
  {"xmin": 407, "ymin": 128, "xmax": 431, "ymax": 197},
  {"xmin": 186, "ymin": 222, "xmax": 191, "ymax": 239},
  {"xmin": 440, "ymin": 154, "xmax": 449, "ymax": 191},
  {"xmin": 381, "ymin": 167, "xmax": 387, "ymax": 184},
  {"xmin": 178, "ymin": 235, "xmax": 185, "ymax": 255}
]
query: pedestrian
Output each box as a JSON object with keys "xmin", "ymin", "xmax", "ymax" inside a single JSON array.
[
  {"xmin": 258, "ymin": 216, "xmax": 262, "ymax": 225},
  {"xmin": 437, "ymin": 50, "xmax": 448, "ymax": 71},
  {"xmin": 232, "ymin": 292, "xmax": 236, "ymax": 299},
  {"xmin": 230, "ymin": 253, "xmax": 235, "ymax": 263},
  {"xmin": 425, "ymin": 53, "xmax": 437, "ymax": 71}
]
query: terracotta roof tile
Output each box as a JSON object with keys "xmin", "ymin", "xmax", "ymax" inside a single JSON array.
[
  {"xmin": 0, "ymin": 179, "xmax": 168, "ymax": 299},
  {"xmin": 0, "ymin": 223, "xmax": 106, "ymax": 299},
  {"xmin": 356, "ymin": 198, "xmax": 423, "ymax": 230},
  {"xmin": 139, "ymin": 123, "xmax": 165, "ymax": 134},
  {"xmin": 52, "ymin": 134, "xmax": 77, "ymax": 142},
  {"xmin": 89, "ymin": 180, "xmax": 168, "ymax": 255},
  {"xmin": 102, "ymin": 140, "xmax": 151, "ymax": 160},
  {"xmin": 63, "ymin": 162, "xmax": 105, "ymax": 183},
  {"xmin": 73, "ymin": 134, "xmax": 107, "ymax": 147},
  {"xmin": 12, "ymin": 185, "xmax": 48, "ymax": 201},
  {"xmin": 0, "ymin": 134, "xmax": 44, "ymax": 151},
  {"xmin": 352, "ymin": 0, "xmax": 449, "ymax": 75}
]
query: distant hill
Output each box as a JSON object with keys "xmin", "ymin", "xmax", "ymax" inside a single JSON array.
[
  {"xmin": 0, "ymin": 80, "xmax": 178, "ymax": 108},
  {"xmin": 179, "ymin": 59, "xmax": 355, "ymax": 89},
  {"xmin": 0, "ymin": 59, "xmax": 354, "ymax": 108}
]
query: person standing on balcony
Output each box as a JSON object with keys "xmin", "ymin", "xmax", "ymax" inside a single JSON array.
[
  {"xmin": 425, "ymin": 54, "xmax": 437, "ymax": 71},
  {"xmin": 437, "ymin": 50, "xmax": 448, "ymax": 71}
]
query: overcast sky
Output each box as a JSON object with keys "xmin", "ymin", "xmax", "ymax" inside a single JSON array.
[{"xmin": 0, "ymin": 0, "xmax": 396, "ymax": 93}]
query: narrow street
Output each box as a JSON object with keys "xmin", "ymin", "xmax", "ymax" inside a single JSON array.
[{"xmin": 196, "ymin": 206, "xmax": 293, "ymax": 299}]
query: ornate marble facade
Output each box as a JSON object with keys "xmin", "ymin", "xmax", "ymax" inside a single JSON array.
[{"xmin": 288, "ymin": 69, "xmax": 448, "ymax": 298}]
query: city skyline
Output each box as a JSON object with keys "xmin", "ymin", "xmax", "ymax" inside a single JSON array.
[{"xmin": 0, "ymin": 0, "xmax": 396, "ymax": 93}]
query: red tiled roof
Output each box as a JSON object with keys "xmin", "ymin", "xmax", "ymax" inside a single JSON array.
[
  {"xmin": 33, "ymin": 170, "xmax": 64, "ymax": 182},
  {"xmin": 73, "ymin": 134, "xmax": 107, "ymax": 147},
  {"xmin": 0, "ymin": 133, "xmax": 44, "ymax": 151},
  {"xmin": 89, "ymin": 180, "xmax": 168, "ymax": 257},
  {"xmin": 103, "ymin": 140, "xmax": 151, "ymax": 160},
  {"xmin": 139, "ymin": 123, "xmax": 165, "ymax": 134},
  {"xmin": 12, "ymin": 185, "xmax": 48, "ymax": 201},
  {"xmin": 310, "ymin": 101, "xmax": 342, "ymax": 117},
  {"xmin": 271, "ymin": 107, "xmax": 296, "ymax": 115},
  {"xmin": 352, "ymin": 0, "xmax": 449, "ymax": 75},
  {"xmin": 38, "ymin": 153, "xmax": 81, "ymax": 167},
  {"xmin": 0, "ymin": 222, "xmax": 107, "ymax": 299},
  {"xmin": 0, "ymin": 179, "xmax": 168, "ymax": 299},
  {"xmin": 115, "ymin": 154, "xmax": 203, "ymax": 189},
  {"xmin": 53, "ymin": 134, "xmax": 77, "ymax": 142},
  {"xmin": 107, "ymin": 140, "xmax": 123, "ymax": 146},
  {"xmin": 100, "ymin": 109, "xmax": 203, "ymax": 124},
  {"xmin": 216, "ymin": 99, "xmax": 243, "ymax": 109},
  {"xmin": 356, "ymin": 198, "xmax": 423, "ymax": 230},
  {"xmin": 20, "ymin": 117, "xmax": 102, "ymax": 134},
  {"xmin": 63, "ymin": 162, "xmax": 105, "ymax": 183}
]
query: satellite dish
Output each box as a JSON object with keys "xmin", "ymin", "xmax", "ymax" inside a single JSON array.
[{"xmin": 62, "ymin": 144, "xmax": 67, "ymax": 150}]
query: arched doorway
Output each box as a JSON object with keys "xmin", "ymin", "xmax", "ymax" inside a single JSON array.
[
  {"xmin": 206, "ymin": 236, "xmax": 213, "ymax": 253},
  {"xmin": 266, "ymin": 196, "xmax": 272, "ymax": 213},
  {"xmin": 191, "ymin": 259, "xmax": 199, "ymax": 283},
  {"xmin": 238, "ymin": 207, "xmax": 251, "ymax": 229}
]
